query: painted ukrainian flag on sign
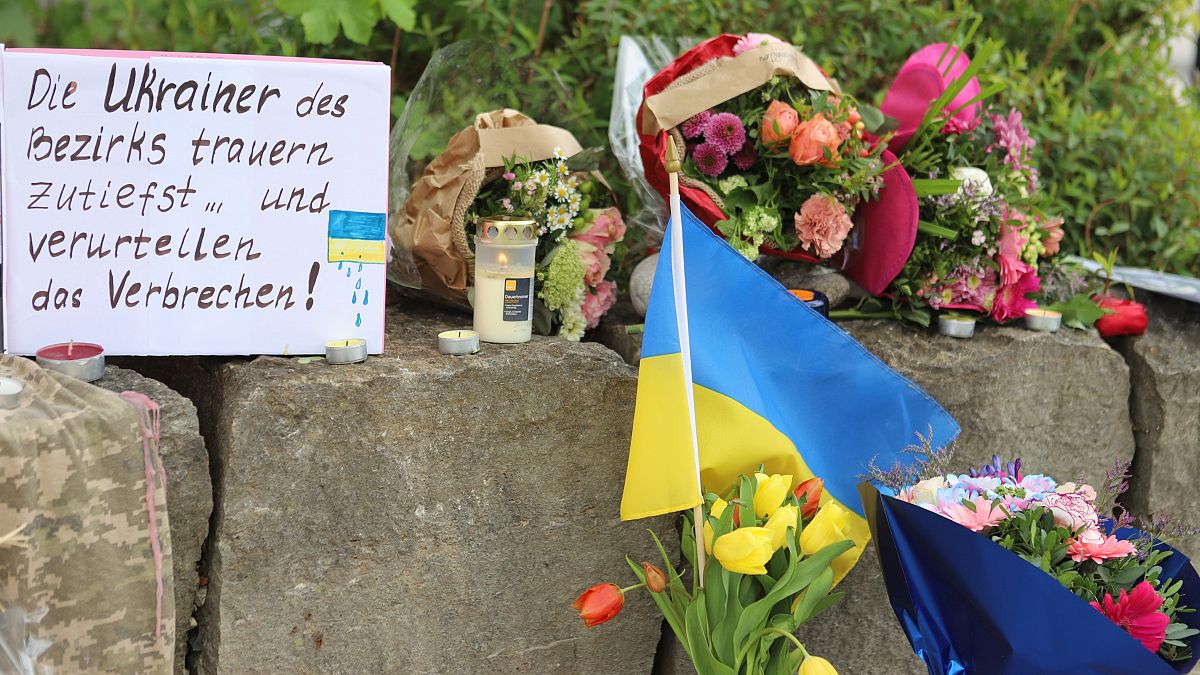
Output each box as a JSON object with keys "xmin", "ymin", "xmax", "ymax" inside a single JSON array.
[{"xmin": 620, "ymin": 203, "xmax": 960, "ymax": 578}]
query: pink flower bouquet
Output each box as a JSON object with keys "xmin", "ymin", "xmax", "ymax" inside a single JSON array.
[{"xmin": 863, "ymin": 453, "xmax": 1200, "ymax": 673}]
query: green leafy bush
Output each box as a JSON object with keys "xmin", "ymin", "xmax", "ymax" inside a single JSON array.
[{"xmin": 3, "ymin": 0, "xmax": 1198, "ymax": 275}]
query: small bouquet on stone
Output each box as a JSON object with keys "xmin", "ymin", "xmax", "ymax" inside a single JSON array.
[
  {"xmin": 862, "ymin": 447, "xmax": 1200, "ymax": 673},
  {"xmin": 392, "ymin": 109, "xmax": 625, "ymax": 339},
  {"xmin": 637, "ymin": 32, "xmax": 922, "ymax": 295},
  {"xmin": 466, "ymin": 148, "xmax": 626, "ymax": 340},
  {"xmin": 574, "ymin": 469, "xmax": 851, "ymax": 674},
  {"xmin": 874, "ymin": 33, "xmax": 1067, "ymax": 327}
]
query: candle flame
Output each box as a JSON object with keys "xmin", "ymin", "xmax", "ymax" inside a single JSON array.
[{"xmin": 497, "ymin": 252, "xmax": 509, "ymax": 266}]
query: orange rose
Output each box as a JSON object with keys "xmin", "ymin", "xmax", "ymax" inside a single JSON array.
[
  {"xmin": 789, "ymin": 114, "xmax": 841, "ymax": 166},
  {"xmin": 760, "ymin": 100, "xmax": 800, "ymax": 149}
]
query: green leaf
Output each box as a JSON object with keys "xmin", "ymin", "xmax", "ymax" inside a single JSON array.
[
  {"xmin": 1046, "ymin": 293, "xmax": 1108, "ymax": 331},
  {"xmin": 732, "ymin": 540, "xmax": 854, "ymax": 652},
  {"xmin": 685, "ymin": 596, "xmax": 736, "ymax": 675},
  {"xmin": 276, "ymin": 0, "xmax": 381, "ymax": 45},
  {"xmin": 380, "ymin": 0, "xmax": 417, "ymax": 31},
  {"xmin": 911, "ymin": 178, "xmax": 963, "ymax": 196},
  {"xmin": 858, "ymin": 104, "xmax": 886, "ymax": 134},
  {"xmin": 792, "ymin": 567, "xmax": 834, "ymax": 625}
]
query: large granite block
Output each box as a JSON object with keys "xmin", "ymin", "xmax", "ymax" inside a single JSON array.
[
  {"xmin": 1120, "ymin": 294, "xmax": 1200, "ymax": 558},
  {"xmin": 148, "ymin": 303, "xmax": 672, "ymax": 673}
]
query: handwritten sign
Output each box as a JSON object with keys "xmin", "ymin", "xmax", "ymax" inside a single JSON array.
[{"xmin": 0, "ymin": 48, "xmax": 390, "ymax": 355}]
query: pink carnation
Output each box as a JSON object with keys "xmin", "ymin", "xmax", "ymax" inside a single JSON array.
[
  {"xmin": 1039, "ymin": 491, "xmax": 1098, "ymax": 531},
  {"xmin": 581, "ymin": 280, "xmax": 617, "ymax": 329},
  {"xmin": 794, "ymin": 194, "xmax": 853, "ymax": 259},
  {"xmin": 733, "ymin": 33, "xmax": 785, "ymax": 56},
  {"xmin": 1068, "ymin": 529, "xmax": 1136, "ymax": 564}
]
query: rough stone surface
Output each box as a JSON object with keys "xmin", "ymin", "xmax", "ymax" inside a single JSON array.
[
  {"xmin": 841, "ymin": 320, "xmax": 1136, "ymax": 488},
  {"xmin": 145, "ymin": 302, "xmax": 671, "ymax": 674},
  {"xmin": 1120, "ymin": 293, "xmax": 1200, "ymax": 558},
  {"xmin": 761, "ymin": 260, "xmax": 852, "ymax": 308},
  {"xmin": 630, "ymin": 253, "xmax": 659, "ymax": 318},
  {"xmin": 95, "ymin": 366, "xmax": 211, "ymax": 675},
  {"xmin": 591, "ymin": 300, "xmax": 645, "ymax": 367}
]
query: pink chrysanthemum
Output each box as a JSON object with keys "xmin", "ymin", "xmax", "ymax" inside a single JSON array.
[
  {"xmin": 1068, "ymin": 529, "xmax": 1136, "ymax": 564},
  {"xmin": 1091, "ymin": 582, "xmax": 1170, "ymax": 653},
  {"xmin": 732, "ymin": 143, "xmax": 758, "ymax": 171},
  {"xmin": 692, "ymin": 142, "xmax": 728, "ymax": 177},
  {"xmin": 681, "ymin": 111, "xmax": 712, "ymax": 139},
  {"xmin": 705, "ymin": 112, "xmax": 747, "ymax": 155}
]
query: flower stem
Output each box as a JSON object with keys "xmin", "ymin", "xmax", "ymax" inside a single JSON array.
[
  {"xmin": 620, "ymin": 582, "xmax": 646, "ymax": 594},
  {"xmin": 828, "ymin": 309, "xmax": 895, "ymax": 320}
]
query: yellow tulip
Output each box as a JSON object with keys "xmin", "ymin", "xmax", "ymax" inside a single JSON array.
[
  {"xmin": 798, "ymin": 655, "xmax": 838, "ymax": 675},
  {"xmin": 799, "ymin": 501, "xmax": 859, "ymax": 583},
  {"xmin": 703, "ymin": 498, "xmax": 729, "ymax": 554},
  {"xmin": 712, "ymin": 527, "xmax": 775, "ymax": 575},
  {"xmin": 753, "ymin": 473, "xmax": 793, "ymax": 518},
  {"xmin": 764, "ymin": 504, "xmax": 798, "ymax": 551}
]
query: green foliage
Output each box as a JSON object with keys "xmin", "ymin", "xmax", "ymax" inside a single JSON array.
[{"xmin": 5, "ymin": 0, "xmax": 1199, "ymax": 275}]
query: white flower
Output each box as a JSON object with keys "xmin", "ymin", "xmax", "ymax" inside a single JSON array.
[
  {"xmin": 907, "ymin": 477, "xmax": 949, "ymax": 507},
  {"xmin": 556, "ymin": 161, "xmax": 569, "ymax": 175},
  {"xmin": 558, "ymin": 304, "xmax": 586, "ymax": 341},
  {"xmin": 568, "ymin": 194, "xmax": 582, "ymax": 211},
  {"xmin": 552, "ymin": 145, "xmax": 565, "ymax": 159},
  {"xmin": 951, "ymin": 166, "xmax": 993, "ymax": 198},
  {"xmin": 553, "ymin": 183, "xmax": 570, "ymax": 200},
  {"xmin": 971, "ymin": 230, "xmax": 986, "ymax": 246},
  {"xmin": 532, "ymin": 169, "xmax": 550, "ymax": 187},
  {"xmin": 567, "ymin": 175, "xmax": 580, "ymax": 189}
]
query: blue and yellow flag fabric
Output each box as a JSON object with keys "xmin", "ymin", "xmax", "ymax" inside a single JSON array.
[{"xmin": 620, "ymin": 203, "xmax": 960, "ymax": 576}]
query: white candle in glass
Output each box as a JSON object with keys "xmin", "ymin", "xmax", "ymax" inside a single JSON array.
[{"xmin": 473, "ymin": 219, "xmax": 537, "ymax": 344}]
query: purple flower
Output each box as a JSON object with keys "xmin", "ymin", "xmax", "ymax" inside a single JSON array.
[
  {"xmin": 731, "ymin": 143, "xmax": 757, "ymax": 171},
  {"xmin": 681, "ymin": 110, "xmax": 712, "ymax": 139},
  {"xmin": 503, "ymin": 171, "xmax": 516, "ymax": 181},
  {"xmin": 705, "ymin": 112, "xmax": 746, "ymax": 154},
  {"xmin": 692, "ymin": 142, "xmax": 727, "ymax": 177}
]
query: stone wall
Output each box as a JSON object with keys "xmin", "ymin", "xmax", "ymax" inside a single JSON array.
[{"xmin": 99, "ymin": 290, "xmax": 1194, "ymax": 674}]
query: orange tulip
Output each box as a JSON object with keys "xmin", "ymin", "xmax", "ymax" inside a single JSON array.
[
  {"xmin": 794, "ymin": 477, "xmax": 825, "ymax": 520},
  {"xmin": 572, "ymin": 583, "xmax": 624, "ymax": 627}
]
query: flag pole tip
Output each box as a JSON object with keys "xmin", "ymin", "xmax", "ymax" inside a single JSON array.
[{"xmin": 666, "ymin": 136, "xmax": 682, "ymax": 174}]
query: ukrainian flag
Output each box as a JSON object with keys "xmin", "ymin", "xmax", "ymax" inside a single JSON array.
[
  {"xmin": 621, "ymin": 203, "xmax": 960, "ymax": 578},
  {"xmin": 328, "ymin": 210, "xmax": 387, "ymax": 264}
]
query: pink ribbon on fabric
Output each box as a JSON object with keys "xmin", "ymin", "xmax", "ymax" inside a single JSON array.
[{"xmin": 119, "ymin": 391, "xmax": 167, "ymax": 639}]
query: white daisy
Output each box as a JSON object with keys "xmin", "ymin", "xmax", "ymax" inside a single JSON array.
[{"xmin": 553, "ymin": 183, "xmax": 570, "ymax": 200}]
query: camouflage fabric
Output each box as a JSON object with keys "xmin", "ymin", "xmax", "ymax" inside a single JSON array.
[{"xmin": 0, "ymin": 355, "xmax": 174, "ymax": 673}]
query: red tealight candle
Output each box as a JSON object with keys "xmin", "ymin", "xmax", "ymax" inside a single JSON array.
[{"xmin": 35, "ymin": 341, "xmax": 106, "ymax": 382}]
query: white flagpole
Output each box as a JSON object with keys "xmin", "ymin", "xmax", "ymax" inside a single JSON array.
[{"xmin": 665, "ymin": 136, "xmax": 707, "ymax": 588}]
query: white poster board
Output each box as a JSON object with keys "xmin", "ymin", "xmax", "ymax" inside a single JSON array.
[{"xmin": 0, "ymin": 48, "xmax": 390, "ymax": 355}]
